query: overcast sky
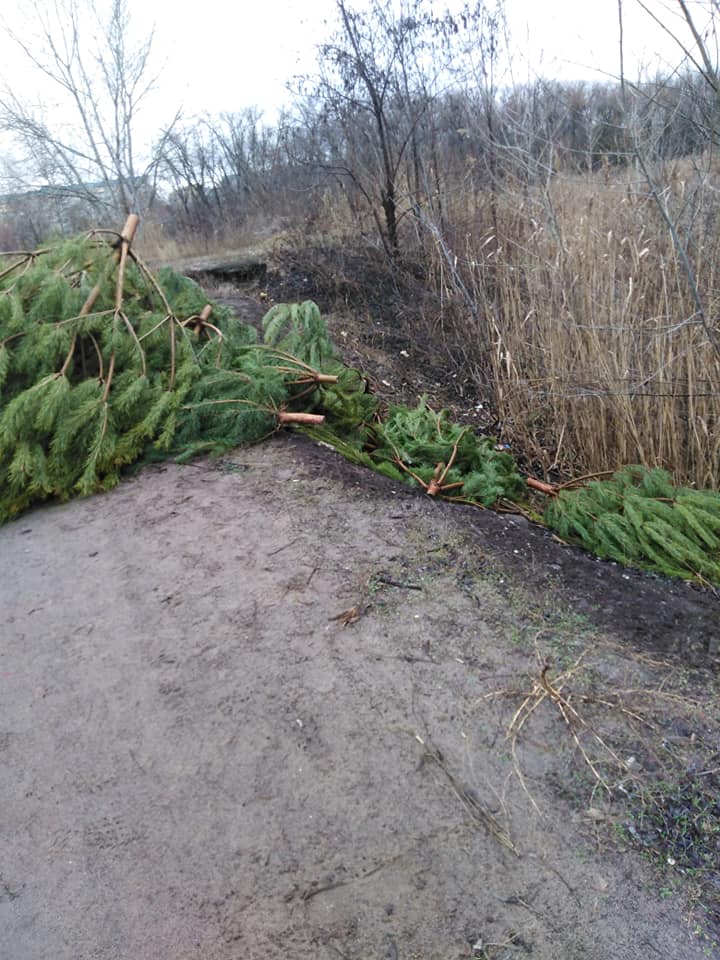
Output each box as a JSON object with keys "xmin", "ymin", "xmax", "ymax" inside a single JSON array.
[
  {"xmin": 0, "ymin": 0, "xmax": 710, "ymax": 133},
  {"xmin": 136, "ymin": 0, "xmax": 702, "ymax": 116}
]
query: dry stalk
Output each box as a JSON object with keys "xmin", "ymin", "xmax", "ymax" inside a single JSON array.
[
  {"xmin": 435, "ymin": 169, "xmax": 720, "ymax": 488},
  {"xmin": 417, "ymin": 733, "xmax": 518, "ymax": 855},
  {"xmin": 483, "ymin": 642, "xmax": 655, "ymax": 810}
]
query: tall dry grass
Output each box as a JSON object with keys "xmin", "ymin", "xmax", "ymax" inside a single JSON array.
[
  {"xmin": 135, "ymin": 212, "xmax": 292, "ymax": 266},
  {"xmin": 430, "ymin": 165, "xmax": 720, "ymax": 488}
]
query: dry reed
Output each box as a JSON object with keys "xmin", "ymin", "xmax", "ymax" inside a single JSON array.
[{"xmin": 432, "ymin": 163, "xmax": 720, "ymax": 487}]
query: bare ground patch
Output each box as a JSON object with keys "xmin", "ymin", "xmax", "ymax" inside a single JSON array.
[{"xmin": 1, "ymin": 432, "xmax": 719, "ymax": 960}]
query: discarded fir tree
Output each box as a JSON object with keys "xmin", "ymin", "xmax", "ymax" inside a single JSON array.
[
  {"xmin": 544, "ymin": 467, "xmax": 720, "ymax": 586},
  {"xmin": 0, "ymin": 221, "xmax": 330, "ymax": 522}
]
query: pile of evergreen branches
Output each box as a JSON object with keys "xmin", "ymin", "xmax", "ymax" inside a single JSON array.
[
  {"xmin": 0, "ymin": 216, "xmax": 526, "ymax": 525},
  {"xmin": 304, "ymin": 399, "xmax": 526, "ymax": 507},
  {"xmin": 544, "ymin": 467, "xmax": 720, "ymax": 585},
  {"xmin": 0, "ymin": 223, "xmax": 334, "ymax": 523},
  {"xmin": 2, "ymin": 222, "xmax": 719, "ymax": 592}
]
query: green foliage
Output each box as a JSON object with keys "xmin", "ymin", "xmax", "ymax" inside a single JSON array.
[
  {"xmin": 0, "ymin": 233, "xmax": 287, "ymax": 522},
  {"xmin": 0, "ymin": 236, "xmax": 205, "ymax": 522},
  {"xmin": 262, "ymin": 300, "xmax": 336, "ymax": 368},
  {"xmin": 302, "ymin": 397, "xmax": 525, "ymax": 507},
  {"xmin": 544, "ymin": 466, "xmax": 720, "ymax": 586},
  {"xmin": 174, "ymin": 361, "xmax": 287, "ymax": 459},
  {"xmin": 155, "ymin": 267, "xmax": 215, "ymax": 318},
  {"xmin": 0, "ymin": 240, "xmax": 369, "ymax": 523},
  {"xmin": 370, "ymin": 398, "xmax": 526, "ymax": 506},
  {"xmin": 316, "ymin": 365, "xmax": 381, "ymax": 442}
]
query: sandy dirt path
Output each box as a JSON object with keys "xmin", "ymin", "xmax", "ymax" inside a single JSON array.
[{"xmin": 1, "ymin": 434, "xmax": 718, "ymax": 959}]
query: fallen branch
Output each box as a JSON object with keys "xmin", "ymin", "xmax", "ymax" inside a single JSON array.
[{"xmin": 375, "ymin": 575, "xmax": 423, "ymax": 590}]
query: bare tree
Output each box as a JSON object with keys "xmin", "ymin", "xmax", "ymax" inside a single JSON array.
[
  {"xmin": 0, "ymin": 0, "xmax": 180, "ymax": 218},
  {"xmin": 298, "ymin": 0, "xmax": 495, "ymax": 259},
  {"xmin": 159, "ymin": 109, "xmax": 311, "ymax": 240}
]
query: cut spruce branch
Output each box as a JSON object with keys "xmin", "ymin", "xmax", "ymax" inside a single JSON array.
[
  {"xmin": 0, "ymin": 219, "xmax": 199, "ymax": 521},
  {"xmin": 363, "ymin": 399, "xmax": 527, "ymax": 507},
  {"xmin": 278, "ymin": 412, "xmax": 326, "ymax": 425},
  {"xmin": 181, "ymin": 397, "xmax": 325, "ymax": 426},
  {"xmin": 544, "ymin": 467, "xmax": 720, "ymax": 587}
]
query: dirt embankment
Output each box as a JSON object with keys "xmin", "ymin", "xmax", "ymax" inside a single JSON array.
[{"xmin": 2, "ymin": 432, "xmax": 719, "ymax": 960}]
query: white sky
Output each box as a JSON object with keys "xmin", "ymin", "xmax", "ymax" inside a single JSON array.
[
  {"xmin": 503, "ymin": 0, "xmax": 699, "ymax": 85},
  {"xmin": 0, "ymin": 0, "xmax": 712, "ymax": 138},
  {"xmin": 137, "ymin": 0, "xmax": 704, "ymax": 116}
]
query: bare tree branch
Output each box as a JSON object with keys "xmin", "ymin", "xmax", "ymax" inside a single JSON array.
[{"xmin": 0, "ymin": 0, "xmax": 180, "ymax": 220}]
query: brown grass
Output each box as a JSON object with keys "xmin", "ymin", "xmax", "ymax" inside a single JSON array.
[
  {"xmin": 428, "ymin": 163, "xmax": 720, "ymax": 487},
  {"xmin": 135, "ymin": 212, "xmax": 291, "ymax": 266}
]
